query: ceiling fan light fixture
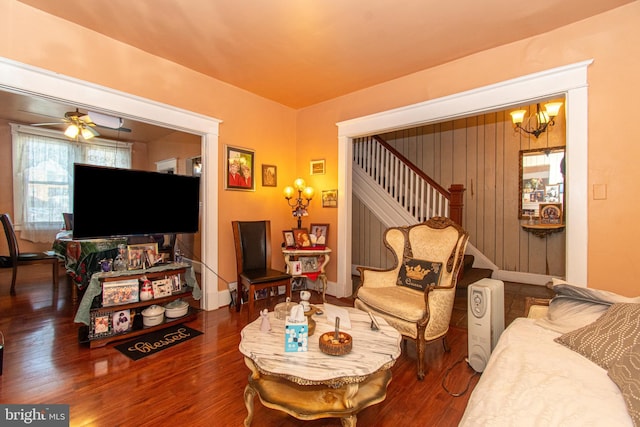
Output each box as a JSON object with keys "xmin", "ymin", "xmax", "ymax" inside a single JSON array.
[
  {"xmin": 64, "ymin": 124, "xmax": 79, "ymax": 139},
  {"xmin": 80, "ymin": 126, "xmax": 96, "ymax": 140}
]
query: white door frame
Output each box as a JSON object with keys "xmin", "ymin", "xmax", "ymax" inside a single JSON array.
[
  {"xmin": 0, "ymin": 57, "xmax": 223, "ymax": 310},
  {"xmin": 336, "ymin": 60, "xmax": 592, "ymax": 296}
]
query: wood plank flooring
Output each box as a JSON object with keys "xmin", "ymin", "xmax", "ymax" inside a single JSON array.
[{"xmin": 0, "ymin": 266, "xmax": 551, "ymax": 426}]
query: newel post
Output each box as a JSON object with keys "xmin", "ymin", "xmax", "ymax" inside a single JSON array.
[{"xmin": 448, "ymin": 184, "xmax": 465, "ymax": 226}]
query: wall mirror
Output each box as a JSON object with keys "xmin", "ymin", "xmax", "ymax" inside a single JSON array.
[{"xmin": 519, "ymin": 147, "xmax": 565, "ymax": 220}]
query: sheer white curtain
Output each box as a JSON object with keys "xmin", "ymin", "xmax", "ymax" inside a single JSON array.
[{"xmin": 10, "ymin": 124, "xmax": 131, "ymax": 243}]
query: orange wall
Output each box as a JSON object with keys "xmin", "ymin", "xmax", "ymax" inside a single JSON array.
[
  {"xmin": 2, "ymin": 1, "xmax": 640, "ymax": 296},
  {"xmin": 0, "ymin": 0, "xmax": 298, "ymax": 293},
  {"xmin": 296, "ymin": 3, "xmax": 640, "ymax": 296}
]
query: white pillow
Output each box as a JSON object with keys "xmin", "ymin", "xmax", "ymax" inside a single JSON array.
[{"xmin": 535, "ymin": 282, "xmax": 640, "ymax": 334}]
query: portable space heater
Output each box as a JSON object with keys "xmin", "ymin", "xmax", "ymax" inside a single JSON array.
[{"xmin": 467, "ymin": 278, "xmax": 505, "ymax": 373}]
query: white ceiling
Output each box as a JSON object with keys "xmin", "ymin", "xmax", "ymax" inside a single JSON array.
[{"xmin": 4, "ymin": 0, "xmax": 633, "ymax": 140}]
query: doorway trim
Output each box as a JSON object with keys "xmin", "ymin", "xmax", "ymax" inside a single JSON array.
[
  {"xmin": 337, "ymin": 60, "xmax": 592, "ymax": 297},
  {"xmin": 0, "ymin": 57, "xmax": 223, "ymax": 310}
]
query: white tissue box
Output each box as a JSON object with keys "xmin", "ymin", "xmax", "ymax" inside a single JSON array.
[{"xmin": 285, "ymin": 318, "xmax": 308, "ymax": 352}]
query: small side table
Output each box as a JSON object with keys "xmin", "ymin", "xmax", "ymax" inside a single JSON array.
[{"xmin": 282, "ymin": 247, "xmax": 331, "ymax": 301}]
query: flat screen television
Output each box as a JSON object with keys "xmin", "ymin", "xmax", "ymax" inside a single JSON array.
[{"xmin": 72, "ymin": 164, "xmax": 201, "ymax": 239}]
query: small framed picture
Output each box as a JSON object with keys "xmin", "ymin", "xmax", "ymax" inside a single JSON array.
[
  {"xmin": 112, "ymin": 310, "xmax": 131, "ymax": 333},
  {"xmin": 102, "ymin": 279, "xmax": 140, "ymax": 307},
  {"xmin": 226, "ymin": 144, "xmax": 255, "ymax": 191},
  {"xmin": 290, "ymin": 260, "xmax": 302, "ymax": 275},
  {"xmin": 171, "ymin": 274, "xmax": 183, "ymax": 293},
  {"xmin": 152, "ymin": 278, "xmax": 173, "ymax": 298},
  {"xmin": 309, "ymin": 224, "xmax": 329, "ymax": 247},
  {"xmin": 322, "ymin": 189, "xmax": 338, "ymax": 208},
  {"xmin": 90, "ymin": 311, "xmax": 112, "ymax": 339},
  {"xmin": 310, "ymin": 159, "xmax": 326, "ymax": 175},
  {"xmin": 127, "ymin": 243, "xmax": 159, "ymax": 270},
  {"xmin": 261, "ymin": 164, "xmax": 277, "ymax": 187},
  {"xmin": 300, "ymin": 257, "xmax": 319, "ymax": 273},
  {"xmin": 293, "ymin": 228, "xmax": 312, "ymax": 248},
  {"xmin": 539, "ymin": 203, "xmax": 563, "ymax": 224},
  {"xmin": 283, "ymin": 230, "xmax": 295, "ymax": 248}
]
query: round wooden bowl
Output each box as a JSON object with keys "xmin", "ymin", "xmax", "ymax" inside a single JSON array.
[{"xmin": 319, "ymin": 331, "xmax": 353, "ymax": 355}]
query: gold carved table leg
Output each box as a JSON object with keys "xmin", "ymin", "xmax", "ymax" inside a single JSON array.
[{"xmin": 243, "ymin": 384, "xmax": 256, "ymax": 427}]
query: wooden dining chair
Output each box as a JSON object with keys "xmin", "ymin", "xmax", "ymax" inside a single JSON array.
[
  {"xmin": 232, "ymin": 220, "xmax": 292, "ymax": 319},
  {"xmin": 1, "ymin": 213, "xmax": 60, "ymax": 296}
]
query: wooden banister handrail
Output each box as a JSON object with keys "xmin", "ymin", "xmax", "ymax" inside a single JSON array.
[{"xmin": 373, "ymin": 135, "xmax": 450, "ymax": 197}]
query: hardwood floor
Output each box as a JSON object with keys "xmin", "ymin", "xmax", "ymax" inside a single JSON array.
[{"xmin": 0, "ymin": 266, "xmax": 552, "ymax": 426}]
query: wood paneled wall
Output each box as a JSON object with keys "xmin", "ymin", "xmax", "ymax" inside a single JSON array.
[{"xmin": 352, "ymin": 101, "xmax": 566, "ymax": 277}]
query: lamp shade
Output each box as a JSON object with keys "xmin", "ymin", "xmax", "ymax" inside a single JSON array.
[
  {"xmin": 294, "ymin": 178, "xmax": 306, "ymax": 191},
  {"xmin": 510, "ymin": 110, "xmax": 526, "ymax": 125},
  {"xmin": 544, "ymin": 102, "xmax": 563, "ymax": 118},
  {"xmin": 64, "ymin": 124, "xmax": 79, "ymax": 138},
  {"xmin": 303, "ymin": 186, "xmax": 314, "ymax": 199},
  {"xmin": 283, "ymin": 186, "xmax": 295, "ymax": 199}
]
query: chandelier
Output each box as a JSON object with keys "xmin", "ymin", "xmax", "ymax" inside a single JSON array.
[{"xmin": 510, "ymin": 102, "xmax": 563, "ymax": 138}]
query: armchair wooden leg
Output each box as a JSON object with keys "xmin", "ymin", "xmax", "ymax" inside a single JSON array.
[
  {"xmin": 442, "ymin": 335, "xmax": 450, "ymax": 352},
  {"xmin": 417, "ymin": 325, "xmax": 427, "ymax": 380}
]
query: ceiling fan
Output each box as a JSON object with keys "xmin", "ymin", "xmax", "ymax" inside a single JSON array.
[{"xmin": 31, "ymin": 109, "xmax": 131, "ymax": 140}]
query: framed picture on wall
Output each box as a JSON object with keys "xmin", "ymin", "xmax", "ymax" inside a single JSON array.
[
  {"xmin": 310, "ymin": 159, "xmax": 326, "ymax": 175},
  {"xmin": 225, "ymin": 145, "xmax": 255, "ymax": 191},
  {"xmin": 261, "ymin": 164, "xmax": 277, "ymax": 187},
  {"xmin": 322, "ymin": 189, "xmax": 338, "ymax": 208}
]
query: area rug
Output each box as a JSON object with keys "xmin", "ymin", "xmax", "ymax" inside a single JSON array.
[{"xmin": 114, "ymin": 324, "xmax": 203, "ymax": 360}]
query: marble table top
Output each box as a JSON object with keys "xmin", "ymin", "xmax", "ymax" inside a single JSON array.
[{"xmin": 239, "ymin": 305, "xmax": 401, "ymax": 386}]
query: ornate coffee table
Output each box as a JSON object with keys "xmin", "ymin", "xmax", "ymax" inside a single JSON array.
[{"xmin": 239, "ymin": 305, "xmax": 401, "ymax": 426}]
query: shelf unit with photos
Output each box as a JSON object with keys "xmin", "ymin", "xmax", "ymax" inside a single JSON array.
[{"xmin": 78, "ymin": 264, "xmax": 198, "ymax": 348}]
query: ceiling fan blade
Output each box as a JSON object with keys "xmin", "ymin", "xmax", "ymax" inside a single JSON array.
[
  {"xmin": 31, "ymin": 122, "xmax": 64, "ymax": 126},
  {"xmin": 85, "ymin": 125, "xmax": 100, "ymax": 137},
  {"xmin": 94, "ymin": 124, "xmax": 132, "ymax": 132}
]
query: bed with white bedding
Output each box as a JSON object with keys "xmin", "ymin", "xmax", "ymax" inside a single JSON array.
[{"xmin": 459, "ymin": 283, "xmax": 640, "ymax": 427}]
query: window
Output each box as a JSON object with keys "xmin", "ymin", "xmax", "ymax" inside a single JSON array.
[{"xmin": 11, "ymin": 124, "xmax": 131, "ymax": 242}]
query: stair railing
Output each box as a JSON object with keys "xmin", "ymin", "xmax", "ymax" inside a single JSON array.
[{"xmin": 353, "ymin": 135, "xmax": 464, "ymax": 225}]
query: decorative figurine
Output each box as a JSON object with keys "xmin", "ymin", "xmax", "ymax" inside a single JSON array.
[
  {"xmin": 260, "ymin": 309, "xmax": 271, "ymax": 332},
  {"xmin": 139, "ymin": 276, "xmax": 154, "ymax": 301}
]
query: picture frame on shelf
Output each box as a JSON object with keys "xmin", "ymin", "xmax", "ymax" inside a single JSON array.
[
  {"xmin": 539, "ymin": 203, "xmax": 563, "ymax": 224},
  {"xmin": 283, "ymin": 230, "xmax": 295, "ymax": 248},
  {"xmin": 292, "ymin": 277, "xmax": 307, "ymax": 291},
  {"xmin": 90, "ymin": 310, "xmax": 112, "ymax": 339},
  {"xmin": 310, "ymin": 159, "xmax": 326, "ymax": 175},
  {"xmin": 261, "ymin": 164, "xmax": 277, "ymax": 187},
  {"xmin": 225, "ymin": 144, "xmax": 255, "ymax": 191},
  {"xmin": 170, "ymin": 274, "xmax": 183, "ymax": 293},
  {"xmin": 322, "ymin": 189, "xmax": 338, "ymax": 208},
  {"xmin": 152, "ymin": 278, "xmax": 173, "ymax": 298},
  {"xmin": 300, "ymin": 257, "xmax": 319, "ymax": 273},
  {"xmin": 127, "ymin": 243, "xmax": 159, "ymax": 270},
  {"xmin": 102, "ymin": 279, "xmax": 140, "ymax": 307},
  {"xmin": 309, "ymin": 223, "xmax": 329, "ymax": 247},
  {"xmin": 292, "ymin": 228, "xmax": 312, "ymax": 248},
  {"xmin": 112, "ymin": 310, "xmax": 131, "ymax": 333},
  {"xmin": 290, "ymin": 260, "xmax": 302, "ymax": 275}
]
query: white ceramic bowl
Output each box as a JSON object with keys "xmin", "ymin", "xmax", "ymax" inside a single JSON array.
[
  {"xmin": 164, "ymin": 299, "xmax": 189, "ymax": 318},
  {"xmin": 141, "ymin": 305, "xmax": 165, "ymax": 327}
]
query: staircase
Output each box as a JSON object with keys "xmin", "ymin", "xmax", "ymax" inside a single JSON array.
[{"xmin": 352, "ymin": 135, "xmax": 495, "ymax": 286}]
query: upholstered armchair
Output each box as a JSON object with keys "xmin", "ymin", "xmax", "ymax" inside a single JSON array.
[{"xmin": 354, "ymin": 217, "xmax": 469, "ymax": 380}]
